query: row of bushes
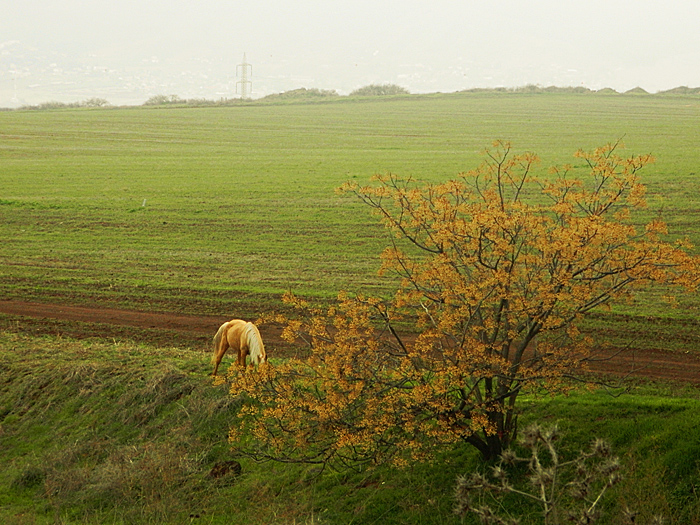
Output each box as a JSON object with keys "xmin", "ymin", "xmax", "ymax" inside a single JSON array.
[
  {"xmin": 16, "ymin": 84, "xmax": 700, "ymax": 111},
  {"xmin": 143, "ymin": 85, "xmax": 409, "ymax": 106},
  {"xmin": 461, "ymin": 84, "xmax": 700, "ymax": 95},
  {"xmin": 19, "ymin": 97, "xmax": 111, "ymax": 110},
  {"xmin": 142, "ymin": 94, "xmax": 250, "ymax": 106},
  {"xmin": 15, "ymin": 84, "xmax": 410, "ymax": 111}
]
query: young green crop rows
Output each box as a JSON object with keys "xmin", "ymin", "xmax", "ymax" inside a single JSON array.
[{"xmin": 1, "ymin": 93, "xmax": 699, "ymax": 337}]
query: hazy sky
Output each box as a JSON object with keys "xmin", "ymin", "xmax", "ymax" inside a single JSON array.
[{"xmin": 2, "ymin": 0, "xmax": 700, "ymax": 105}]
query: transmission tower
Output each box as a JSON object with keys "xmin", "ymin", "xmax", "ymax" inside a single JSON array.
[{"xmin": 236, "ymin": 53, "xmax": 253, "ymax": 99}]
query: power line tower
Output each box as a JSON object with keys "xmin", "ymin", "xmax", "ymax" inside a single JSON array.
[
  {"xmin": 9, "ymin": 70, "xmax": 19, "ymax": 105},
  {"xmin": 236, "ymin": 53, "xmax": 252, "ymax": 99}
]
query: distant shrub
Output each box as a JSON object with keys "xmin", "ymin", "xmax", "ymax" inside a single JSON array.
[
  {"xmin": 141, "ymin": 95, "xmax": 247, "ymax": 107},
  {"xmin": 460, "ymin": 87, "xmax": 509, "ymax": 94},
  {"xmin": 543, "ymin": 85, "xmax": 592, "ymax": 93},
  {"xmin": 34, "ymin": 101, "xmax": 69, "ymax": 110},
  {"xmin": 349, "ymin": 83, "xmax": 410, "ymax": 96},
  {"xmin": 81, "ymin": 97, "xmax": 110, "ymax": 107},
  {"xmin": 624, "ymin": 87, "xmax": 649, "ymax": 95},
  {"xmin": 259, "ymin": 88, "xmax": 339, "ymax": 102},
  {"xmin": 143, "ymin": 94, "xmax": 185, "ymax": 106},
  {"xmin": 658, "ymin": 86, "xmax": 700, "ymax": 95}
]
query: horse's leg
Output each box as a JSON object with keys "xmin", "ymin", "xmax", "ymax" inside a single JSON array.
[
  {"xmin": 212, "ymin": 335, "xmax": 230, "ymax": 376},
  {"xmin": 237, "ymin": 339, "xmax": 249, "ymax": 368}
]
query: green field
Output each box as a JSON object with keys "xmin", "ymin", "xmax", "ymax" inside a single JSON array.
[
  {"xmin": 2, "ymin": 92, "xmax": 700, "ymax": 523},
  {"xmin": 2, "ymin": 92, "xmax": 699, "ymax": 350}
]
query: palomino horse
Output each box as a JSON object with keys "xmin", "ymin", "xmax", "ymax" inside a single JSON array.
[{"xmin": 211, "ymin": 319, "xmax": 267, "ymax": 376}]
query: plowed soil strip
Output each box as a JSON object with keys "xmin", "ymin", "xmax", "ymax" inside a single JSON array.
[
  {"xmin": 0, "ymin": 299, "xmax": 221, "ymax": 334},
  {"xmin": 1, "ymin": 299, "xmax": 699, "ymax": 384}
]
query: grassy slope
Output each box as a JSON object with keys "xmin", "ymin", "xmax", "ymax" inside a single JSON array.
[{"xmin": 1, "ymin": 331, "xmax": 699, "ymax": 524}]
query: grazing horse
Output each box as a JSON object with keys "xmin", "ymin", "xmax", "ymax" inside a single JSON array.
[{"xmin": 212, "ymin": 319, "xmax": 267, "ymax": 376}]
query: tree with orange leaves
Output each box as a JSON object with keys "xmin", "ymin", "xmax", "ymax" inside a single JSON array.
[{"xmin": 226, "ymin": 141, "xmax": 699, "ymax": 466}]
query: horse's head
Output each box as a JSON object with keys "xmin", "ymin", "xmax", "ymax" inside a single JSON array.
[{"xmin": 249, "ymin": 345, "xmax": 267, "ymax": 366}]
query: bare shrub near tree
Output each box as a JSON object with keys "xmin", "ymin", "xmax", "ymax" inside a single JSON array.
[{"xmin": 454, "ymin": 424, "xmax": 665, "ymax": 525}]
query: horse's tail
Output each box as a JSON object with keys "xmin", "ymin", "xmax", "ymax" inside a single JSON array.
[
  {"xmin": 212, "ymin": 322, "xmax": 228, "ymax": 364},
  {"xmin": 245, "ymin": 322, "xmax": 266, "ymax": 365}
]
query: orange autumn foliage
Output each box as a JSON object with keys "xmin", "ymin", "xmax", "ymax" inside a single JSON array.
[{"xmin": 227, "ymin": 141, "xmax": 700, "ymax": 466}]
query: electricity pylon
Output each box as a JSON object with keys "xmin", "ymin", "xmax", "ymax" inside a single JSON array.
[{"xmin": 236, "ymin": 53, "xmax": 252, "ymax": 99}]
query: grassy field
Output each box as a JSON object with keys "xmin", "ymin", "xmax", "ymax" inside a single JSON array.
[
  {"xmin": 1, "ymin": 330, "xmax": 699, "ymax": 524},
  {"xmin": 1, "ymin": 92, "xmax": 699, "ymax": 353},
  {"xmin": 1, "ymin": 93, "xmax": 700, "ymax": 522}
]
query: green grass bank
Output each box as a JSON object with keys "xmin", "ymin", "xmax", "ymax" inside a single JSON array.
[{"xmin": 1, "ymin": 331, "xmax": 699, "ymax": 524}]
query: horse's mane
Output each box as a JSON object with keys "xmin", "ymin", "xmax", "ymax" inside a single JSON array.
[{"xmin": 245, "ymin": 322, "xmax": 266, "ymax": 365}]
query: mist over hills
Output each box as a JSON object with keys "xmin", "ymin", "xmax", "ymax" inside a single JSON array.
[
  {"xmin": 2, "ymin": 39, "xmax": 454, "ymax": 108},
  {"xmin": 0, "ymin": 40, "xmax": 240, "ymax": 107},
  {"xmin": 2, "ymin": 38, "xmax": 699, "ymax": 109}
]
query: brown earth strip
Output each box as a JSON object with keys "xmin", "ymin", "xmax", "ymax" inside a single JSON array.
[
  {"xmin": 0, "ymin": 300, "xmax": 221, "ymax": 334},
  {"xmin": 1, "ymin": 299, "xmax": 699, "ymax": 384}
]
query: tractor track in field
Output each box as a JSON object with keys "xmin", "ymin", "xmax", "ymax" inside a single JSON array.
[{"xmin": 1, "ymin": 299, "xmax": 699, "ymax": 385}]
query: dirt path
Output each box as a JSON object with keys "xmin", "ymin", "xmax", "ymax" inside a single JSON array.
[
  {"xmin": 1, "ymin": 299, "xmax": 699, "ymax": 384},
  {"xmin": 0, "ymin": 300, "xmax": 221, "ymax": 334}
]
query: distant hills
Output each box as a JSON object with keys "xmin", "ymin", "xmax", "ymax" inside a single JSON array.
[
  {"xmin": 459, "ymin": 84, "xmax": 700, "ymax": 96},
  {"xmin": 7, "ymin": 83, "xmax": 700, "ymax": 111}
]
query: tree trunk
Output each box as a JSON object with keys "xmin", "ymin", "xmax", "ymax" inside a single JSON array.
[{"xmin": 465, "ymin": 403, "xmax": 517, "ymax": 461}]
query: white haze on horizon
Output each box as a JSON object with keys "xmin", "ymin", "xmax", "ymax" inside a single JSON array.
[{"xmin": 2, "ymin": 0, "xmax": 700, "ymax": 106}]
